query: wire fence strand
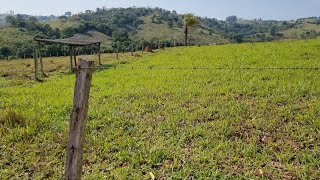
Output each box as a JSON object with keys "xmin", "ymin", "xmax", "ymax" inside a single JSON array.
[
  {"xmin": 78, "ymin": 66, "xmax": 320, "ymax": 71},
  {"xmin": 2, "ymin": 66, "xmax": 320, "ymax": 75}
]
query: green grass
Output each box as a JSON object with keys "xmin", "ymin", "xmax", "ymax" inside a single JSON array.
[{"xmin": 0, "ymin": 39, "xmax": 320, "ymax": 179}]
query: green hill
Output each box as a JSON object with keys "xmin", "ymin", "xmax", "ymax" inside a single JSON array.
[{"xmin": 1, "ymin": 7, "xmax": 320, "ymax": 59}]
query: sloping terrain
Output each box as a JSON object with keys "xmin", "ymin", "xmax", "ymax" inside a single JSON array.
[
  {"xmin": 282, "ymin": 18, "xmax": 320, "ymax": 39},
  {"xmin": 0, "ymin": 39, "xmax": 319, "ymax": 179},
  {"xmin": 134, "ymin": 15, "xmax": 228, "ymax": 44},
  {"xmin": 0, "ymin": 27, "xmax": 33, "ymax": 43}
]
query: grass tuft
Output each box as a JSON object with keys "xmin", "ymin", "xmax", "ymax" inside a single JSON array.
[{"xmin": 0, "ymin": 109, "xmax": 28, "ymax": 127}]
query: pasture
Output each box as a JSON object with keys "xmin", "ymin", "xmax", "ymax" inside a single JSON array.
[{"xmin": 0, "ymin": 39, "xmax": 319, "ymax": 179}]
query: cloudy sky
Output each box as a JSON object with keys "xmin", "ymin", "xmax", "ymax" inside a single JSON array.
[{"xmin": 0, "ymin": 0, "xmax": 320, "ymax": 20}]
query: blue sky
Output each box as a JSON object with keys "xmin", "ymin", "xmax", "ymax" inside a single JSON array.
[{"xmin": 0, "ymin": 0, "xmax": 320, "ymax": 20}]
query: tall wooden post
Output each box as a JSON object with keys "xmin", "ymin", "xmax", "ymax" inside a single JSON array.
[
  {"xmin": 131, "ymin": 43, "xmax": 134, "ymax": 56},
  {"xmin": 69, "ymin": 46, "xmax": 73, "ymax": 71},
  {"xmin": 116, "ymin": 41, "xmax": 119, "ymax": 60},
  {"xmin": 98, "ymin": 43, "xmax": 101, "ymax": 65},
  {"xmin": 34, "ymin": 50, "xmax": 39, "ymax": 81},
  {"xmin": 73, "ymin": 47, "xmax": 77, "ymax": 67},
  {"xmin": 65, "ymin": 58, "xmax": 94, "ymax": 180},
  {"xmin": 141, "ymin": 42, "xmax": 144, "ymax": 53},
  {"xmin": 38, "ymin": 42, "xmax": 44, "ymax": 76}
]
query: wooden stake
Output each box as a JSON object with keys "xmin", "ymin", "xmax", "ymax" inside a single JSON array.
[
  {"xmin": 141, "ymin": 42, "xmax": 144, "ymax": 53},
  {"xmin": 65, "ymin": 58, "xmax": 94, "ymax": 180},
  {"xmin": 69, "ymin": 46, "xmax": 73, "ymax": 71},
  {"xmin": 131, "ymin": 43, "xmax": 134, "ymax": 56},
  {"xmin": 116, "ymin": 41, "xmax": 119, "ymax": 60},
  {"xmin": 38, "ymin": 42, "xmax": 45, "ymax": 76},
  {"xmin": 73, "ymin": 47, "xmax": 77, "ymax": 67},
  {"xmin": 98, "ymin": 43, "xmax": 101, "ymax": 65},
  {"xmin": 34, "ymin": 50, "xmax": 39, "ymax": 81}
]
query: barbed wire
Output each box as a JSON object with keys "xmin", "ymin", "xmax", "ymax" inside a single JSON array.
[
  {"xmin": 2, "ymin": 66, "xmax": 320, "ymax": 75},
  {"xmin": 0, "ymin": 69, "xmax": 33, "ymax": 73},
  {"xmin": 0, "ymin": 68, "xmax": 69, "ymax": 74},
  {"xmin": 79, "ymin": 66, "xmax": 320, "ymax": 71}
]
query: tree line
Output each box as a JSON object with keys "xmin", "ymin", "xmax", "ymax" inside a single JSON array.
[{"xmin": 1, "ymin": 7, "xmax": 320, "ymax": 60}]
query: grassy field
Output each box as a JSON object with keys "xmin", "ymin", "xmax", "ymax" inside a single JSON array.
[
  {"xmin": 0, "ymin": 52, "xmax": 142, "ymax": 80},
  {"xmin": 0, "ymin": 39, "xmax": 320, "ymax": 179}
]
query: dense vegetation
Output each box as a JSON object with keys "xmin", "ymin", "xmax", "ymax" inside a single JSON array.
[
  {"xmin": 0, "ymin": 39, "xmax": 319, "ymax": 179},
  {"xmin": 1, "ymin": 7, "xmax": 320, "ymax": 59}
]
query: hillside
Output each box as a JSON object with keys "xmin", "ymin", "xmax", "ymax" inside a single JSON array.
[
  {"xmin": 281, "ymin": 18, "xmax": 320, "ymax": 39},
  {"xmin": 1, "ymin": 7, "xmax": 320, "ymax": 59},
  {"xmin": 1, "ymin": 39, "xmax": 319, "ymax": 179}
]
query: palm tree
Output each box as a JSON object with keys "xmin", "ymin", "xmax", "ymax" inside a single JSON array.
[{"xmin": 183, "ymin": 14, "xmax": 198, "ymax": 46}]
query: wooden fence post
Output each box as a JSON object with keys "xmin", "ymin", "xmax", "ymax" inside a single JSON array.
[
  {"xmin": 65, "ymin": 58, "xmax": 95, "ymax": 180},
  {"xmin": 141, "ymin": 42, "xmax": 144, "ymax": 53},
  {"xmin": 98, "ymin": 42, "xmax": 101, "ymax": 65},
  {"xmin": 34, "ymin": 50, "xmax": 39, "ymax": 81},
  {"xmin": 69, "ymin": 46, "xmax": 73, "ymax": 71},
  {"xmin": 38, "ymin": 42, "xmax": 45, "ymax": 76},
  {"xmin": 116, "ymin": 41, "xmax": 119, "ymax": 60},
  {"xmin": 131, "ymin": 43, "xmax": 134, "ymax": 56}
]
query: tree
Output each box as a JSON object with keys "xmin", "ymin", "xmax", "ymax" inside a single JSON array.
[
  {"xmin": 112, "ymin": 28, "xmax": 128, "ymax": 41},
  {"xmin": 29, "ymin": 16, "xmax": 38, "ymax": 23},
  {"xmin": 226, "ymin": 16, "xmax": 238, "ymax": 23},
  {"xmin": 233, "ymin": 34, "xmax": 244, "ymax": 43},
  {"xmin": 270, "ymin": 26, "xmax": 277, "ymax": 36},
  {"xmin": 62, "ymin": 27, "xmax": 75, "ymax": 38},
  {"xmin": 183, "ymin": 13, "xmax": 198, "ymax": 46},
  {"xmin": 151, "ymin": 14, "xmax": 156, "ymax": 23},
  {"xmin": 0, "ymin": 46, "xmax": 13, "ymax": 60},
  {"xmin": 5, "ymin": 16, "xmax": 17, "ymax": 27},
  {"xmin": 168, "ymin": 20, "xmax": 173, "ymax": 28},
  {"xmin": 16, "ymin": 43, "xmax": 35, "ymax": 58}
]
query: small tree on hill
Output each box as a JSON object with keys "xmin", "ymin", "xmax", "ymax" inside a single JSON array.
[
  {"xmin": 5, "ymin": 16, "xmax": 17, "ymax": 27},
  {"xmin": 0, "ymin": 46, "xmax": 13, "ymax": 60},
  {"xmin": 226, "ymin": 15, "xmax": 238, "ymax": 23},
  {"xmin": 183, "ymin": 13, "xmax": 199, "ymax": 46}
]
